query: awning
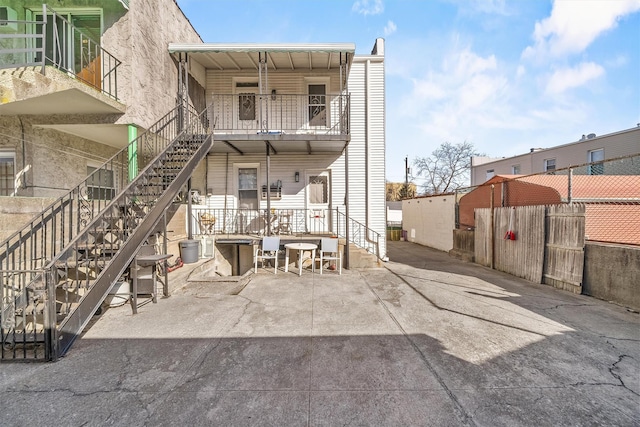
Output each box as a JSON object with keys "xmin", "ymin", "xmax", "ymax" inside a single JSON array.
[{"xmin": 168, "ymin": 43, "xmax": 355, "ymax": 71}]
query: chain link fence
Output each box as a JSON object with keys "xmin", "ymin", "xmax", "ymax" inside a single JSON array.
[{"xmin": 457, "ymin": 154, "xmax": 640, "ymax": 246}]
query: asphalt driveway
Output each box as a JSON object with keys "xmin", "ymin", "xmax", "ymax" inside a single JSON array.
[{"xmin": 0, "ymin": 241, "xmax": 638, "ymax": 426}]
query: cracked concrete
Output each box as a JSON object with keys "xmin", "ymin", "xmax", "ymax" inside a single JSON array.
[{"xmin": 0, "ymin": 241, "xmax": 638, "ymax": 426}]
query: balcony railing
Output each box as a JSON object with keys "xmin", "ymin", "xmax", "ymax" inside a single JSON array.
[
  {"xmin": 189, "ymin": 207, "xmax": 380, "ymax": 259},
  {"xmin": 0, "ymin": 4, "xmax": 121, "ymax": 100},
  {"xmin": 209, "ymin": 93, "xmax": 350, "ymax": 136}
]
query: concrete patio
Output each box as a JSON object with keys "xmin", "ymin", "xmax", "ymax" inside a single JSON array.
[{"xmin": 1, "ymin": 241, "xmax": 638, "ymax": 426}]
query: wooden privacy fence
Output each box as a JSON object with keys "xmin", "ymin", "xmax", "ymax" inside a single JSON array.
[{"xmin": 475, "ymin": 204, "xmax": 586, "ymax": 293}]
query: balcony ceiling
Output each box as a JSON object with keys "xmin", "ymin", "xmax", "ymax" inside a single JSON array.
[
  {"xmin": 34, "ymin": 123, "xmax": 131, "ymax": 149},
  {"xmin": 211, "ymin": 134, "xmax": 349, "ymax": 155},
  {"xmin": 169, "ymin": 43, "xmax": 355, "ymax": 71},
  {"xmin": 0, "ymin": 88, "xmax": 126, "ymax": 116}
]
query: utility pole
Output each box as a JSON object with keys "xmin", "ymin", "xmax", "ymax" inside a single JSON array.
[{"xmin": 403, "ymin": 156, "xmax": 409, "ymax": 199}]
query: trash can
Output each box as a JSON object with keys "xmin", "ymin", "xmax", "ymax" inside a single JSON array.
[
  {"xmin": 180, "ymin": 239, "xmax": 200, "ymax": 264},
  {"xmin": 105, "ymin": 280, "xmax": 130, "ymax": 307}
]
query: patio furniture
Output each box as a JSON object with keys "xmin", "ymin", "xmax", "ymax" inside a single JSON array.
[
  {"xmin": 254, "ymin": 236, "xmax": 281, "ymax": 274},
  {"xmin": 284, "ymin": 242, "xmax": 317, "ymax": 276},
  {"xmin": 319, "ymin": 237, "xmax": 342, "ymax": 274},
  {"xmin": 276, "ymin": 210, "xmax": 293, "ymax": 234}
]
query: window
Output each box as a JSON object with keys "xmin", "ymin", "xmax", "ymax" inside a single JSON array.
[
  {"xmin": 588, "ymin": 149, "xmax": 604, "ymax": 175},
  {"xmin": 238, "ymin": 167, "xmax": 258, "ymax": 209},
  {"xmin": 486, "ymin": 169, "xmax": 495, "ymax": 181},
  {"xmin": 0, "ymin": 153, "xmax": 16, "ymax": 196},
  {"xmin": 87, "ymin": 166, "xmax": 115, "ymax": 200},
  {"xmin": 308, "ymin": 84, "xmax": 327, "ymax": 126},
  {"xmin": 512, "ymin": 165, "xmax": 521, "ymax": 174},
  {"xmin": 544, "ymin": 159, "xmax": 556, "ymax": 172}
]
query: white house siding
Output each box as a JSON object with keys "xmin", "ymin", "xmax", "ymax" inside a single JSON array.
[
  {"xmin": 200, "ymin": 40, "xmax": 386, "ymax": 260},
  {"xmin": 204, "ymin": 153, "xmax": 345, "ymax": 212},
  {"xmin": 403, "ymin": 196, "xmax": 455, "ymax": 252},
  {"xmin": 348, "ymin": 53, "xmax": 386, "ymax": 259},
  {"xmin": 206, "ymin": 70, "xmax": 344, "ymax": 97},
  {"xmin": 471, "ymin": 127, "xmax": 640, "ymax": 185}
]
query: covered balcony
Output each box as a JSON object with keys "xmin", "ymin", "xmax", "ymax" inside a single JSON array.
[
  {"xmin": 208, "ymin": 92, "xmax": 350, "ymax": 155},
  {"xmin": 0, "ymin": 4, "xmax": 124, "ymax": 116},
  {"xmin": 169, "ymin": 42, "xmax": 354, "ymax": 155}
]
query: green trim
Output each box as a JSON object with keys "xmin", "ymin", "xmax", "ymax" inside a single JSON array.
[{"xmin": 127, "ymin": 125, "xmax": 137, "ymax": 181}]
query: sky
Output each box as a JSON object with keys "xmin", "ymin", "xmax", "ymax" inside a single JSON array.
[{"xmin": 175, "ymin": 0, "xmax": 640, "ymax": 187}]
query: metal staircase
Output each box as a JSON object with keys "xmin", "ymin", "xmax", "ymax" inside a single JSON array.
[{"xmin": 1, "ymin": 105, "xmax": 212, "ymax": 361}]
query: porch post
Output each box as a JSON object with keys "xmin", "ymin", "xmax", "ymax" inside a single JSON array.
[
  {"xmin": 187, "ymin": 178, "xmax": 193, "ymax": 240},
  {"xmin": 265, "ymin": 142, "xmax": 271, "ymax": 235}
]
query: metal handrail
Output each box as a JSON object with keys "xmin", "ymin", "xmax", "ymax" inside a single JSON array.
[
  {"xmin": 0, "ymin": 4, "xmax": 122, "ymax": 100},
  {"xmin": 0, "ymin": 105, "xmax": 197, "ymax": 287},
  {"xmin": 1, "ymin": 104, "xmax": 211, "ymax": 361},
  {"xmin": 208, "ymin": 93, "xmax": 350, "ymax": 135},
  {"xmin": 188, "ymin": 207, "xmax": 381, "ymax": 259}
]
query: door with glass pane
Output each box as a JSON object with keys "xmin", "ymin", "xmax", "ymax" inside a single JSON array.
[
  {"xmin": 308, "ymin": 84, "xmax": 327, "ymax": 127},
  {"xmin": 235, "ymin": 82, "xmax": 260, "ymax": 132},
  {"xmin": 306, "ymin": 171, "xmax": 330, "ymax": 233},
  {"xmin": 237, "ymin": 167, "xmax": 260, "ymax": 233}
]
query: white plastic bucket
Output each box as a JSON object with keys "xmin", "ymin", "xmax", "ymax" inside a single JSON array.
[{"xmin": 105, "ymin": 281, "xmax": 130, "ymax": 307}]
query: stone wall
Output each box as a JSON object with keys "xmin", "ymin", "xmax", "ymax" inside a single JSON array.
[
  {"xmin": 583, "ymin": 242, "xmax": 640, "ymax": 311},
  {"xmin": 105, "ymin": 0, "xmax": 203, "ymax": 128},
  {"xmin": 0, "ymin": 196, "xmax": 57, "ymax": 241}
]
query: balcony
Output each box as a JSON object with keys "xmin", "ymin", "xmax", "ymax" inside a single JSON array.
[
  {"xmin": 0, "ymin": 5, "xmax": 123, "ymax": 116},
  {"xmin": 208, "ymin": 93, "xmax": 350, "ymax": 155}
]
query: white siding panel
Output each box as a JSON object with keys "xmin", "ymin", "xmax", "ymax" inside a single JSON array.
[{"xmin": 203, "ymin": 50, "xmax": 386, "ymax": 259}]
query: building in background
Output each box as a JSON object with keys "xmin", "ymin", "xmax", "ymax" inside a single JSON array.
[{"xmin": 470, "ymin": 126, "xmax": 640, "ymax": 186}]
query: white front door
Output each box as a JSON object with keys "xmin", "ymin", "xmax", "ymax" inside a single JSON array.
[{"xmin": 306, "ymin": 170, "xmax": 330, "ymax": 234}]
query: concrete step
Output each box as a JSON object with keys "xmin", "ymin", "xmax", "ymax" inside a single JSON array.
[{"xmin": 347, "ymin": 244, "xmax": 382, "ymax": 269}]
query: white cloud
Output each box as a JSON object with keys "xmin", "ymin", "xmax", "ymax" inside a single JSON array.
[
  {"xmin": 352, "ymin": 0, "xmax": 384, "ymax": 16},
  {"xmin": 545, "ymin": 62, "xmax": 605, "ymax": 94},
  {"xmin": 384, "ymin": 20, "xmax": 397, "ymax": 36},
  {"xmin": 405, "ymin": 46, "xmax": 511, "ymax": 132},
  {"xmin": 516, "ymin": 65, "xmax": 526, "ymax": 78},
  {"xmin": 523, "ymin": 0, "xmax": 640, "ymax": 61}
]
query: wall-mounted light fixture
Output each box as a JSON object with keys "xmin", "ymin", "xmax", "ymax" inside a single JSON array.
[
  {"xmin": 294, "ymin": 171, "xmax": 299, "ymax": 182},
  {"xmin": 271, "ymin": 89, "xmax": 277, "ymax": 101}
]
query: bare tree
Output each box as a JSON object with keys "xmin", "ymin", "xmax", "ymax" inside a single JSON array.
[{"xmin": 413, "ymin": 141, "xmax": 482, "ymax": 195}]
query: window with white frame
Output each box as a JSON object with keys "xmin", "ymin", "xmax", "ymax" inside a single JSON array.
[
  {"xmin": 238, "ymin": 167, "xmax": 258, "ymax": 209},
  {"xmin": 544, "ymin": 158, "xmax": 556, "ymax": 172},
  {"xmin": 0, "ymin": 152, "xmax": 16, "ymax": 196},
  {"xmin": 512, "ymin": 165, "xmax": 521, "ymax": 174},
  {"xmin": 588, "ymin": 149, "xmax": 604, "ymax": 175},
  {"xmin": 486, "ymin": 169, "xmax": 495, "ymax": 181}
]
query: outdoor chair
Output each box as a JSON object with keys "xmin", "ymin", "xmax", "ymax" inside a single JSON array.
[
  {"xmin": 254, "ymin": 236, "xmax": 281, "ymax": 274},
  {"xmin": 276, "ymin": 210, "xmax": 293, "ymax": 234},
  {"xmin": 319, "ymin": 237, "xmax": 342, "ymax": 275}
]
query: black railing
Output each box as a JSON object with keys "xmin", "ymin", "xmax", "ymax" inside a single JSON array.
[
  {"xmin": 0, "ymin": 4, "xmax": 121, "ymax": 100},
  {"xmin": 208, "ymin": 94, "xmax": 350, "ymax": 136},
  {"xmin": 189, "ymin": 207, "xmax": 380, "ymax": 258},
  {"xmin": 0, "ymin": 105, "xmax": 207, "ymax": 360}
]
